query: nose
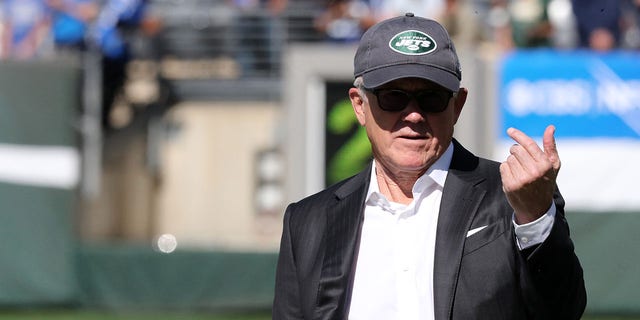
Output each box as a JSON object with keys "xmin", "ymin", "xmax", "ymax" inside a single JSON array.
[{"xmin": 402, "ymin": 98, "xmax": 426, "ymax": 123}]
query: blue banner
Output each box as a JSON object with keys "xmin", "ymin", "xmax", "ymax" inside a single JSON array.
[{"xmin": 499, "ymin": 50, "xmax": 640, "ymax": 139}]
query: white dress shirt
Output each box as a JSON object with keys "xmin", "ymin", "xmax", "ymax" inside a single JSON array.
[{"xmin": 348, "ymin": 144, "xmax": 556, "ymax": 320}]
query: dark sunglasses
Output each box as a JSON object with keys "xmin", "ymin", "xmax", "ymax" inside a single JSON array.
[{"xmin": 371, "ymin": 88, "xmax": 454, "ymax": 113}]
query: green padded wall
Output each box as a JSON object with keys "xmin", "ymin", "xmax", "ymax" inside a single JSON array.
[
  {"xmin": 568, "ymin": 211, "xmax": 640, "ymax": 315},
  {"xmin": 0, "ymin": 61, "xmax": 80, "ymax": 305}
]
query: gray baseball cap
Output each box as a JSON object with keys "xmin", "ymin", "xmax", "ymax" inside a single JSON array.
[{"xmin": 354, "ymin": 13, "xmax": 462, "ymax": 92}]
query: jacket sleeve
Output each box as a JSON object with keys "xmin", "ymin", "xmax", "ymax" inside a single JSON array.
[
  {"xmin": 520, "ymin": 194, "xmax": 587, "ymax": 320},
  {"xmin": 272, "ymin": 204, "xmax": 304, "ymax": 319}
]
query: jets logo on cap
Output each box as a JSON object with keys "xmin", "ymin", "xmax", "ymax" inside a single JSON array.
[{"xmin": 389, "ymin": 30, "xmax": 437, "ymax": 55}]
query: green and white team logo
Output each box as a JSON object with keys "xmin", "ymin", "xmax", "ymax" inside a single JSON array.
[{"xmin": 389, "ymin": 30, "xmax": 437, "ymax": 55}]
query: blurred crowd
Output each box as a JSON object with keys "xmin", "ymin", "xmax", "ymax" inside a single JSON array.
[
  {"xmin": 2, "ymin": 0, "xmax": 638, "ymax": 63},
  {"xmin": 2, "ymin": 0, "xmax": 636, "ymax": 128},
  {"xmin": 314, "ymin": 0, "xmax": 640, "ymax": 51},
  {"xmin": 0, "ymin": 0, "xmax": 637, "ymax": 130},
  {"xmin": 0, "ymin": 0, "xmax": 164, "ymax": 60}
]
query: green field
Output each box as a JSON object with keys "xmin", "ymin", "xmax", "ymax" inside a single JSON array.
[
  {"xmin": 0, "ymin": 311, "xmax": 270, "ymax": 320},
  {"xmin": 0, "ymin": 311, "xmax": 638, "ymax": 320}
]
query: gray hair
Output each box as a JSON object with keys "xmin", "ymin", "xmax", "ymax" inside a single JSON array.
[{"xmin": 353, "ymin": 77, "xmax": 368, "ymax": 103}]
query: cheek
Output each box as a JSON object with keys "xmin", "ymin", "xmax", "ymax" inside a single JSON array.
[
  {"xmin": 367, "ymin": 108, "xmax": 397, "ymax": 132},
  {"xmin": 365, "ymin": 123, "xmax": 387, "ymax": 148},
  {"xmin": 364, "ymin": 123, "xmax": 394, "ymax": 158},
  {"xmin": 430, "ymin": 113, "xmax": 456, "ymax": 136}
]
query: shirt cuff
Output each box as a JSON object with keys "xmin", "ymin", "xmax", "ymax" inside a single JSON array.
[{"xmin": 512, "ymin": 202, "xmax": 556, "ymax": 250}]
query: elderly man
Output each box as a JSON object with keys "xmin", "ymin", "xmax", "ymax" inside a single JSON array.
[{"xmin": 273, "ymin": 13, "xmax": 586, "ymax": 320}]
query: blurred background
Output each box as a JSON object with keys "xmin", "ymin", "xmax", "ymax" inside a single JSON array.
[{"xmin": 0, "ymin": 0, "xmax": 639, "ymax": 319}]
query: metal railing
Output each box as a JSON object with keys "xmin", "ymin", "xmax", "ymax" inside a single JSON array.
[{"xmin": 143, "ymin": 0, "xmax": 325, "ymax": 101}]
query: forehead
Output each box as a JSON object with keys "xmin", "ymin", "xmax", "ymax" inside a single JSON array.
[{"xmin": 376, "ymin": 77, "xmax": 446, "ymax": 91}]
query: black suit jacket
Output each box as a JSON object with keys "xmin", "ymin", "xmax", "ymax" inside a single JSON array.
[{"xmin": 273, "ymin": 140, "xmax": 586, "ymax": 320}]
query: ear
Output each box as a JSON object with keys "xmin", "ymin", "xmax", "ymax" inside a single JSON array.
[
  {"xmin": 349, "ymin": 88, "xmax": 367, "ymax": 126},
  {"xmin": 452, "ymin": 87, "xmax": 467, "ymax": 124}
]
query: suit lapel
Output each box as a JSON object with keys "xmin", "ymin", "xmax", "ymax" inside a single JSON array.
[
  {"xmin": 312, "ymin": 142, "xmax": 487, "ymax": 319},
  {"xmin": 314, "ymin": 165, "xmax": 370, "ymax": 320},
  {"xmin": 433, "ymin": 140, "xmax": 487, "ymax": 320}
]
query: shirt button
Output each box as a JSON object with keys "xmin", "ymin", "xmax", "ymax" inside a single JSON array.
[{"xmin": 521, "ymin": 237, "xmax": 529, "ymax": 243}]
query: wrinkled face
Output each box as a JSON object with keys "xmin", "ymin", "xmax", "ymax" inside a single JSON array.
[{"xmin": 349, "ymin": 77, "xmax": 466, "ymax": 175}]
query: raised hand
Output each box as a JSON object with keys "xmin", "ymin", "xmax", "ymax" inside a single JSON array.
[{"xmin": 499, "ymin": 125, "xmax": 561, "ymax": 224}]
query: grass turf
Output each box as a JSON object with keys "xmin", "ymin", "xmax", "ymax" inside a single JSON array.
[
  {"xmin": 0, "ymin": 311, "xmax": 270, "ymax": 320},
  {"xmin": 0, "ymin": 311, "xmax": 638, "ymax": 320}
]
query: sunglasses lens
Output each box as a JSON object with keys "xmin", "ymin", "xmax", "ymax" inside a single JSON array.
[
  {"xmin": 377, "ymin": 90, "xmax": 411, "ymax": 111},
  {"xmin": 416, "ymin": 91, "xmax": 450, "ymax": 113},
  {"xmin": 375, "ymin": 89, "xmax": 452, "ymax": 113}
]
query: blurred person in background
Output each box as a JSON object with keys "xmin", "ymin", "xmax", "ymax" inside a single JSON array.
[
  {"xmin": 273, "ymin": 13, "xmax": 586, "ymax": 320},
  {"xmin": 508, "ymin": 0, "xmax": 553, "ymax": 47},
  {"xmin": 485, "ymin": 0, "xmax": 554, "ymax": 51},
  {"xmin": 369, "ymin": 0, "xmax": 455, "ymax": 23},
  {"xmin": 47, "ymin": 0, "xmax": 98, "ymax": 52},
  {"xmin": 571, "ymin": 0, "xmax": 622, "ymax": 51},
  {"xmin": 0, "ymin": 0, "xmax": 51, "ymax": 60},
  {"xmin": 90, "ymin": 0, "xmax": 149, "ymax": 130},
  {"xmin": 314, "ymin": 0, "xmax": 376, "ymax": 42},
  {"xmin": 485, "ymin": 0, "xmax": 515, "ymax": 50},
  {"xmin": 367, "ymin": 0, "xmax": 462, "ymax": 45},
  {"xmin": 621, "ymin": 0, "xmax": 640, "ymax": 48}
]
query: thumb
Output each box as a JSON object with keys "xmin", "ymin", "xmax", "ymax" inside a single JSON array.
[{"xmin": 543, "ymin": 125, "xmax": 561, "ymax": 172}]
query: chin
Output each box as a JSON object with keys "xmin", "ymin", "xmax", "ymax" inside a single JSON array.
[{"xmin": 394, "ymin": 157, "xmax": 432, "ymax": 172}]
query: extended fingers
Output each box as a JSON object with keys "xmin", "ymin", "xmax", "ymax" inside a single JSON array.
[
  {"xmin": 506, "ymin": 127, "xmax": 546, "ymax": 162},
  {"xmin": 504, "ymin": 126, "xmax": 559, "ymax": 186},
  {"xmin": 508, "ymin": 143, "xmax": 551, "ymax": 176},
  {"xmin": 500, "ymin": 154, "xmax": 521, "ymax": 191},
  {"xmin": 543, "ymin": 125, "xmax": 561, "ymax": 172}
]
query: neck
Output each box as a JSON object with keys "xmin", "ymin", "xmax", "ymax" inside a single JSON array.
[{"xmin": 374, "ymin": 161, "xmax": 425, "ymax": 205}]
